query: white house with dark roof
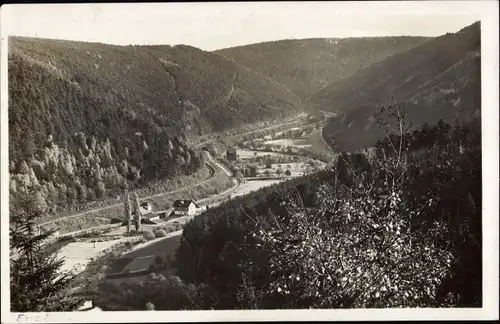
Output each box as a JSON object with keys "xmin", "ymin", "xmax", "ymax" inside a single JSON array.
[{"xmin": 172, "ymin": 199, "xmax": 199, "ymax": 216}]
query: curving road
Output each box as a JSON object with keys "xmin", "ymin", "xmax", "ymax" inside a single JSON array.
[
  {"xmin": 49, "ymin": 111, "xmax": 332, "ymax": 236},
  {"xmin": 38, "ymin": 152, "xmax": 224, "ymax": 227},
  {"xmin": 114, "ymin": 151, "xmax": 328, "ymax": 265}
]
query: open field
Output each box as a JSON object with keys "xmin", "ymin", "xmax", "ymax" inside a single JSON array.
[
  {"xmin": 261, "ymin": 128, "xmax": 335, "ymax": 158},
  {"xmin": 244, "ymin": 126, "xmax": 336, "ymax": 162},
  {"xmin": 263, "ymin": 138, "xmax": 312, "ymax": 148},
  {"xmin": 118, "ymin": 232, "xmax": 182, "ymax": 261},
  {"xmin": 120, "ymin": 255, "xmax": 157, "ymax": 273},
  {"xmin": 230, "ymin": 179, "xmax": 283, "ymax": 198},
  {"xmin": 58, "ymin": 237, "xmax": 140, "ymax": 274},
  {"xmin": 236, "ymin": 149, "xmax": 286, "ymax": 159},
  {"xmin": 255, "ymin": 162, "xmax": 314, "ymax": 177}
]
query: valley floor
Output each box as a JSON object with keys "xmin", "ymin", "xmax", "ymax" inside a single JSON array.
[{"xmin": 56, "ymin": 116, "xmax": 334, "ymax": 310}]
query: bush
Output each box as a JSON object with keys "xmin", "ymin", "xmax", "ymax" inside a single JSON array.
[
  {"xmin": 58, "ymin": 235, "xmax": 77, "ymax": 243},
  {"xmin": 154, "ymin": 229, "xmax": 168, "ymax": 238},
  {"xmin": 162, "ymin": 227, "xmax": 175, "ymax": 234},
  {"xmin": 142, "ymin": 231, "xmax": 155, "ymax": 241},
  {"xmin": 95, "ymin": 273, "xmax": 206, "ymax": 310}
]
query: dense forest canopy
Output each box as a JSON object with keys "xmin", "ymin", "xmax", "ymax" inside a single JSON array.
[
  {"xmin": 9, "ymin": 37, "xmax": 303, "ymax": 141},
  {"xmin": 8, "ymin": 36, "xmax": 304, "ymax": 214}
]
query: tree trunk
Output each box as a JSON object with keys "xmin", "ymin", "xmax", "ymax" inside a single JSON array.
[
  {"xmin": 124, "ymin": 190, "xmax": 132, "ymax": 234},
  {"xmin": 133, "ymin": 192, "xmax": 141, "ymax": 232}
]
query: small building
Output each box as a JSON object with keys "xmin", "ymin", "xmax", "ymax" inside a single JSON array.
[
  {"xmin": 285, "ymin": 169, "xmax": 292, "ymax": 176},
  {"xmin": 172, "ymin": 200, "xmax": 199, "ymax": 216},
  {"xmin": 157, "ymin": 210, "xmax": 169, "ymax": 219},
  {"xmin": 139, "ymin": 201, "xmax": 153, "ymax": 215},
  {"xmin": 226, "ymin": 148, "xmax": 237, "ymax": 161},
  {"xmin": 137, "ymin": 201, "xmax": 155, "ymax": 222}
]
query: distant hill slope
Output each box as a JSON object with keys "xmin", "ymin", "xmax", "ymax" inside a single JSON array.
[
  {"xmin": 8, "ymin": 37, "xmax": 302, "ymax": 213},
  {"xmin": 215, "ymin": 37, "xmax": 430, "ymax": 101},
  {"xmin": 9, "ymin": 38, "xmax": 302, "ymax": 142},
  {"xmin": 317, "ymin": 22, "xmax": 481, "ymax": 152}
]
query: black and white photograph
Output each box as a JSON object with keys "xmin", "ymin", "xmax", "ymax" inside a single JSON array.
[{"xmin": 1, "ymin": 1, "xmax": 498, "ymax": 322}]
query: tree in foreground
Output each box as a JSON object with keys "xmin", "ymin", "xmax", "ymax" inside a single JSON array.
[
  {"xmin": 132, "ymin": 192, "xmax": 142, "ymax": 232},
  {"xmin": 10, "ymin": 190, "xmax": 84, "ymax": 312},
  {"xmin": 124, "ymin": 189, "xmax": 132, "ymax": 234},
  {"xmin": 253, "ymin": 100, "xmax": 454, "ymax": 308}
]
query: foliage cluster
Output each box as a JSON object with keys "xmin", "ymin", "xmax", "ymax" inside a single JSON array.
[{"xmin": 170, "ymin": 103, "xmax": 481, "ymax": 309}]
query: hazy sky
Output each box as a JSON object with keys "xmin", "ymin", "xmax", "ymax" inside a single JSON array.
[{"xmin": 3, "ymin": 2, "xmax": 482, "ymax": 51}]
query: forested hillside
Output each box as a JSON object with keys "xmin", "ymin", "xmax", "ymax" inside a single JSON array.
[
  {"xmin": 174, "ymin": 116, "xmax": 481, "ymax": 309},
  {"xmin": 215, "ymin": 37, "xmax": 429, "ymax": 101},
  {"xmin": 8, "ymin": 37, "xmax": 302, "ymax": 214},
  {"xmin": 97, "ymin": 108, "xmax": 482, "ymax": 310},
  {"xmin": 317, "ymin": 22, "xmax": 480, "ymax": 152}
]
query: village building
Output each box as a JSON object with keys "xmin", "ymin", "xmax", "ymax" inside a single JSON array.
[
  {"xmin": 138, "ymin": 201, "xmax": 161, "ymax": 221},
  {"xmin": 157, "ymin": 210, "xmax": 169, "ymax": 219},
  {"xmin": 172, "ymin": 199, "xmax": 199, "ymax": 216},
  {"xmin": 139, "ymin": 201, "xmax": 153, "ymax": 215}
]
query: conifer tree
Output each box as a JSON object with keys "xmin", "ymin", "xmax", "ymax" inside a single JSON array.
[{"xmin": 10, "ymin": 190, "xmax": 84, "ymax": 312}]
